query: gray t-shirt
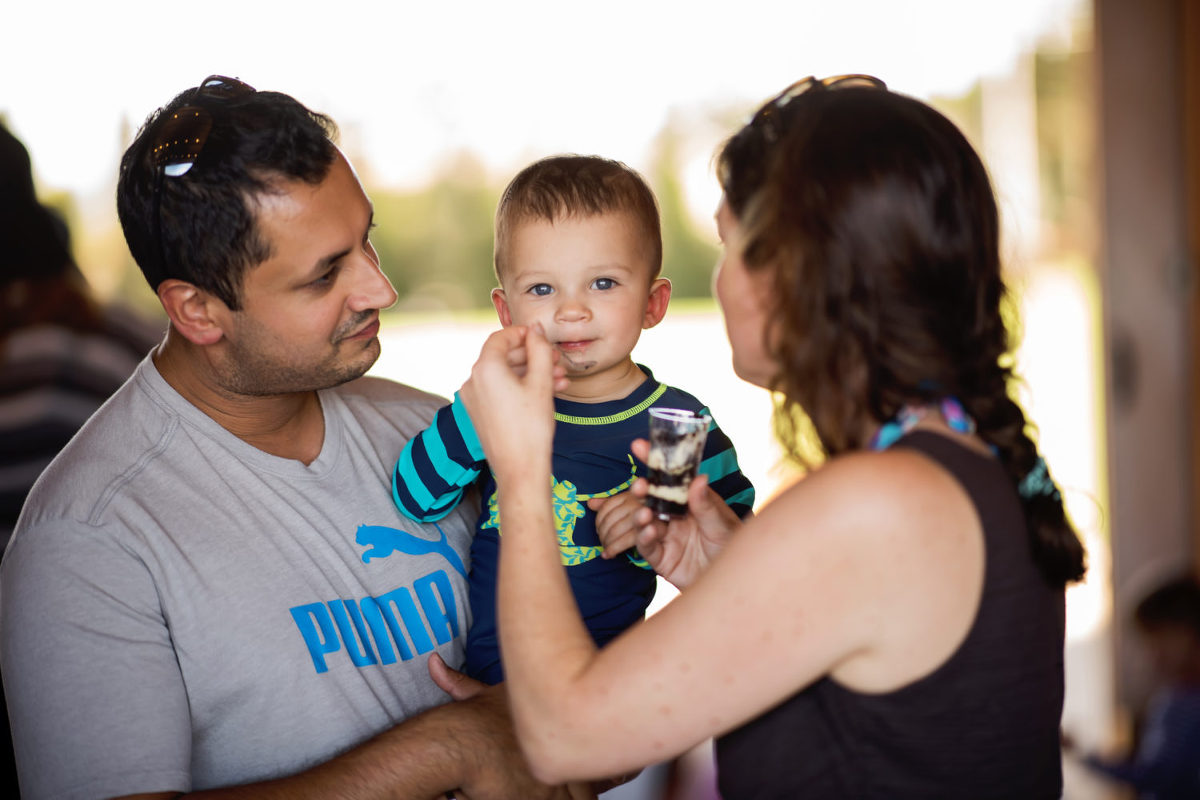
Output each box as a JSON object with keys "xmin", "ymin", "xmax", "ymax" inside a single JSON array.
[{"xmin": 0, "ymin": 356, "xmax": 476, "ymax": 799}]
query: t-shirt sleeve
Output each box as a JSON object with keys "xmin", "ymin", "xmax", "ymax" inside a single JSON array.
[
  {"xmin": 391, "ymin": 392, "xmax": 487, "ymax": 522},
  {"xmin": 698, "ymin": 409, "xmax": 756, "ymax": 518},
  {"xmin": 0, "ymin": 521, "xmax": 192, "ymax": 799}
]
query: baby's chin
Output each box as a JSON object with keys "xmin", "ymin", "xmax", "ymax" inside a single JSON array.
[
  {"xmin": 557, "ymin": 353, "xmax": 598, "ymax": 374},
  {"xmin": 563, "ymin": 361, "xmax": 598, "ymax": 375}
]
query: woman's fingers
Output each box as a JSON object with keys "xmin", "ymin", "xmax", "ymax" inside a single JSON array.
[{"xmin": 461, "ymin": 326, "xmax": 559, "ymax": 470}]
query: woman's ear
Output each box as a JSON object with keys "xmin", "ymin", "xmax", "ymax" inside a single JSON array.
[{"xmin": 157, "ymin": 279, "xmax": 227, "ymax": 346}]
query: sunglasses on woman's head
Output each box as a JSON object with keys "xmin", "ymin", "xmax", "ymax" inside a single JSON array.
[{"xmin": 751, "ymin": 74, "xmax": 887, "ymax": 142}]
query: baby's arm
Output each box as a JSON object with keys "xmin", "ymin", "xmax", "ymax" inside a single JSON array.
[
  {"xmin": 696, "ymin": 408, "xmax": 756, "ymax": 518},
  {"xmin": 392, "ymin": 393, "xmax": 488, "ymax": 522}
]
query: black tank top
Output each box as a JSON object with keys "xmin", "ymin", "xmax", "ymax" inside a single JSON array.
[{"xmin": 715, "ymin": 432, "xmax": 1065, "ymax": 799}]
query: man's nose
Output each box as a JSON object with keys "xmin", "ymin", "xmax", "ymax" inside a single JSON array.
[{"xmin": 349, "ymin": 250, "xmax": 398, "ymax": 312}]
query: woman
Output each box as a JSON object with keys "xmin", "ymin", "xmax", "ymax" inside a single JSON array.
[{"xmin": 455, "ymin": 76, "xmax": 1087, "ymax": 798}]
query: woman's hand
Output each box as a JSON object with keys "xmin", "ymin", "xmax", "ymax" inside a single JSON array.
[
  {"xmin": 458, "ymin": 325, "xmax": 567, "ymax": 477},
  {"xmin": 590, "ymin": 438, "xmax": 745, "ymax": 589}
]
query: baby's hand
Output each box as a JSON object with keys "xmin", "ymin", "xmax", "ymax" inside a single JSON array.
[{"xmin": 588, "ymin": 491, "xmax": 646, "ymax": 558}]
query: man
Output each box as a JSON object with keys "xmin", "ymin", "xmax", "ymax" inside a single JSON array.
[{"xmin": 0, "ymin": 75, "xmax": 565, "ymax": 799}]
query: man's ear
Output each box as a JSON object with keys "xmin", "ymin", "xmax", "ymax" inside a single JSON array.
[
  {"xmin": 491, "ymin": 287, "xmax": 514, "ymax": 328},
  {"xmin": 157, "ymin": 279, "xmax": 227, "ymax": 346},
  {"xmin": 642, "ymin": 277, "xmax": 672, "ymax": 329}
]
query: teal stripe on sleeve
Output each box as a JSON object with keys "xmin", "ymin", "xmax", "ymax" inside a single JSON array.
[
  {"xmin": 422, "ymin": 419, "xmax": 476, "ymax": 489},
  {"xmin": 450, "ymin": 392, "xmax": 486, "ymax": 461},
  {"xmin": 393, "ymin": 443, "xmax": 439, "ymax": 515},
  {"xmin": 699, "ymin": 448, "xmax": 740, "ymax": 482},
  {"xmin": 725, "ymin": 487, "xmax": 757, "ymax": 509}
]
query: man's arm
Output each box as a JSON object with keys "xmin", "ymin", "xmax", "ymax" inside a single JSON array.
[
  {"xmin": 392, "ymin": 393, "xmax": 488, "ymax": 522},
  {"xmin": 115, "ymin": 683, "xmax": 564, "ymax": 800}
]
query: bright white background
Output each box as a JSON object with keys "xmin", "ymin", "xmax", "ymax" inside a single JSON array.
[{"xmin": 5, "ymin": 0, "xmax": 1081, "ymax": 212}]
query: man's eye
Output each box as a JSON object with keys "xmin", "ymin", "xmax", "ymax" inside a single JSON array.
[
  {"xmin": 592, "ymin": 277, "xmax": 616, "ymax": 290},
  {"xmin": 311, "ymin": 266, "xmax": 339, "ymax": 288},
  {"xmin": 529, "ymin": 284, "xmax": 553, "ymax": 296}
]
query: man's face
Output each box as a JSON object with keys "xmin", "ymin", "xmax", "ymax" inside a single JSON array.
[{"xmin": 214, "ymin": 152, "xmax": 398, "ymax": 396}]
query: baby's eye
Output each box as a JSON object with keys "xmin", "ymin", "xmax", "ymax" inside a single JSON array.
[
  {"xmin": 592, "ymin": 277, "xmax": 616, "ymax": 290},
  {"xmin": 528, "ymin": 283, "xmax": 553, "ymax": 297}
]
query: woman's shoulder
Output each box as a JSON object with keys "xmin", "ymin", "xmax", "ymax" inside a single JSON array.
[
  {"xmin": 772, "ymin": 445, "xmax": 976, "ymax": 532},
  {"xmin": 760, "ymin": 446, "xmax": 984, "ymax": 612},
  {"xmin": 757, "ymin": 445, "xmax": 988, "ymax": 690},
  {"xmin": 746, "ymin": 446, "xmax": 984, "ymax": 612}
]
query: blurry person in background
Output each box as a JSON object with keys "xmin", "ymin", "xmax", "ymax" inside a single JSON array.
[
  {"xmin": 0, "ymin": 121, "xmax": 162, "ymax": 552},
  {"xmin": 1071, "ymin": 574, "xmax": 1200, "ymax": 800}
]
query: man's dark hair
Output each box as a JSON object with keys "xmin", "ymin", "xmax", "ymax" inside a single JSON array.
[{"xmin": 117, "ymin": 79, "xmax": 338, "ymax": 310}]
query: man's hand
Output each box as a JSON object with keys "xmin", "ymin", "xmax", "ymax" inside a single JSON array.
[
  {"xmin": 427, "ymin": 656, "xmax": 600, "ymax": 800},
  {"xmin": 428, "ymin": 652, "xmax": 487, "ymax": 701}
]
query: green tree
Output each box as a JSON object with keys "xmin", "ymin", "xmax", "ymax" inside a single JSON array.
[
  {"xmin": 370, "ymin": 152, "xmax": 499, "ymax": 312},
  {"xmin": 647, "ymin": 118, "xmax": 719, "ymax": 300}
]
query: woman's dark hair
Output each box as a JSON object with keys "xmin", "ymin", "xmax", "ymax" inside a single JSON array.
[
  {"xmin": 717, "ymin": 81, "xmax": 1086, "ymax": 587},
  {"xmin": 116, "ymin": 81, "xmax": 338, "ymax": 310}
]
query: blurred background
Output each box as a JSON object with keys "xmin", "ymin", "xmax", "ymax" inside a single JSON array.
[{"xmin": 3, "ymin": 0, "xmax": 1197, "ymax": 797}]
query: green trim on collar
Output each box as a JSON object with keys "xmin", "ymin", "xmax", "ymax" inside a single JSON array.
[{"xmin": 554, "ymin": 383, "xmax": 668, "ymax": 425}]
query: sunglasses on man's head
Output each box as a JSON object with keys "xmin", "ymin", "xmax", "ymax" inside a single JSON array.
[
  {"xmin": 148, "ymin": 75, "xmax": 255, "ymax": 285},
  {"xmin": 150, "ymin": 75, "xmax": 256, "ymax": 177},
  {"xmin": 751, "ymin": 74, "xmax": 887, "ymax": 142}
]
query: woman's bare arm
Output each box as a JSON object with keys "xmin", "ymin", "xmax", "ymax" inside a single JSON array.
[{"xmin": 460, "ymin": 327, "xmax": 986, "ymax": 785}]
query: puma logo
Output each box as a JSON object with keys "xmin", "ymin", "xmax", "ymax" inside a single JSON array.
[{"xmin": 355, "ymin": 524, "xmax": 467, "ymax": 578}]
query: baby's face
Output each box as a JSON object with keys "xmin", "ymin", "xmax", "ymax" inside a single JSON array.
[{"xmin": 493, "ymin": 212, "xmax": 665, "ymax": 384}]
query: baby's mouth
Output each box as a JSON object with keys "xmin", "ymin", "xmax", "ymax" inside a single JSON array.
[{"xmin": 553, "ymin": 340, "xmax": 598, "ymax": 372}]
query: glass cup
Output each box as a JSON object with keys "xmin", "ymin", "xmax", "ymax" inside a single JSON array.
[{"xmin": 644, "ymin": 408, "xmax": 711, "ymax": 520}]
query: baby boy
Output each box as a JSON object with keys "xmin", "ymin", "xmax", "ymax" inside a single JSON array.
[{"xmin": 391, "ymin": 155, "xmax": 755, "ymax": 683}]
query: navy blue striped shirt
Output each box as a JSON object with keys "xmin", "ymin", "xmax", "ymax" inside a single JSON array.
[{"xmin": 392, "ymin": 366, "xmax": 755, "ymax": 683}]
